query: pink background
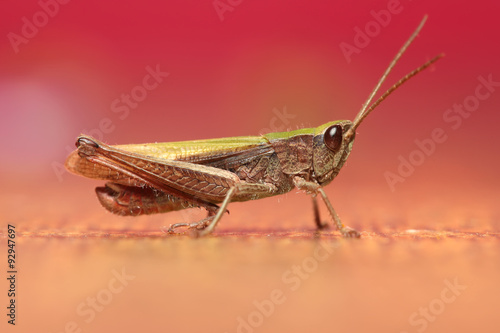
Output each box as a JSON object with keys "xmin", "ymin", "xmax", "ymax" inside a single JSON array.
[
  {"xmin": 0, "ymin": 0, "xmax": 499, "ymax": 228},
  {"xmin": 1, "ymin": 2, "xmax": 500, "ymax": 333}
]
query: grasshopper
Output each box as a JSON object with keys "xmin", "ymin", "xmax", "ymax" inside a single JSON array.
[{"xmin": 65, "ymin": 16, "xmax": 442, "ymax": 237}]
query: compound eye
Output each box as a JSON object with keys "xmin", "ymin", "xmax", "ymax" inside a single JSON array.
[{"xmin": 324, "ymin": 125, "xmax": 343, "ymax": 153}]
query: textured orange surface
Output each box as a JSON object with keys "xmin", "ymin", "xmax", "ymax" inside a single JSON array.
[{"xmin": 1, "ymin": 1, "xmax": 500, "ymax": 332}]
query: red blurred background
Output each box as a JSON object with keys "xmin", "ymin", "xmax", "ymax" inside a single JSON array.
[
  {"xmin": 1, "ymin": 0, "xmax": 499, "ymax": 230},
  {"xmin": 1, "ymin": 1, "xmax": 500, "ymax": 333}
]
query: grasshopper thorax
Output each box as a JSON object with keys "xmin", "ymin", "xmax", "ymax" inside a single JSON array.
[
  {"xmin": 312, "ymin": 120, "xmax": 355, "ymax": 186},
  {"xmin": 311, "ymin": 17, "xmax": 445, "ymax": 186}
]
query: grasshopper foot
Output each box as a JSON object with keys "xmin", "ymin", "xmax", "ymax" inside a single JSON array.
[
  {"xmin": 166, "ymin": 216, "xmax": 215, "ymax": 234},
  {"xmin": 340, "ymin": 226, "xmax": 361, "ymax": 238}
]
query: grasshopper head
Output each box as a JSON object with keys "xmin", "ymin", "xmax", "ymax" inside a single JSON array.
[
  {"xmin": 312, "ymin": 120, "xmax": 355, "ymax": 186},
  {"xmin": 310, "ymin": 54, "xmax": 443, "ymax": 186}
]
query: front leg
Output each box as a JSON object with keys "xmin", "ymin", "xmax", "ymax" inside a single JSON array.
[
  {"xmin": 169, "ymin": 182, "xmax": 278, "ymax": 236},
  {"xmin": 167, "ymin": 211, "xmax": 216, "ymax": 233},
  {"xmin": 293, "ymin": 176, "xmax": 360, "ymax": 238},
  {"xmin": 312, "ymin": 196, "xmax": 329, "ymax": 229}
]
